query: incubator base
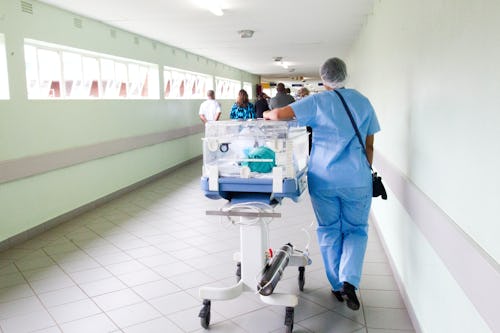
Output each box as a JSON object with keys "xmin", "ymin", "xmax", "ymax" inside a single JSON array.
[{"xmin": 197, "ymin": 207, "xmax": 311, "ymax": 333}]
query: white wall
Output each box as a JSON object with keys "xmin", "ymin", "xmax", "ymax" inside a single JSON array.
[{"xmin": 347, "ymin": 0, "xmax": 500, "ymax": 332}]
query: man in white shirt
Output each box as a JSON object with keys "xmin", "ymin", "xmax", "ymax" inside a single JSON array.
[{"xmin": 199, "ymin": 90, "xmax": 222, "ymax": 123}]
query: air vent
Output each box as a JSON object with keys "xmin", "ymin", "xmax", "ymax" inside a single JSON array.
[
  {"xmin": 134, "ymin": 36, "xmax": 139, "ymax": 45},
  {"xmin": 110, "ymin": 29, "xmax": 116, "ymax": 38},
  {"xmin": 21, "ymin": 1, "xmax": 33, "ymax": 14},
  {"xmin": 73, "ymin": 18, "xmax": 82, "ymax": 29}
]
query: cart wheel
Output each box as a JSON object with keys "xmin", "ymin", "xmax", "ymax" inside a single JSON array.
[
  {"xmin": 236, "ymin": 262, "xmax": 241, "ymax": 282},
  {"xmin": 298, "ymin": 266, "xmax": 305, "ymax": 291},
  {"xmin": 199, "ymin": 299, "xmax": 211, "ymax": 329},
  {"xmin": 285, "ymin": 306, "xmax": 294, "ymax": 333}
]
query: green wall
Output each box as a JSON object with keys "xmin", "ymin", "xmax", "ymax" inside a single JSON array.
[{"xmin": 0, "ymin": 0, "xmax": 258, "ymax": 242}]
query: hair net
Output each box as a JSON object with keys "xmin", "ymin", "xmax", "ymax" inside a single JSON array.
[{"xmin": 319, "ymin": 57, "xmax": 347, "ymax": 89}]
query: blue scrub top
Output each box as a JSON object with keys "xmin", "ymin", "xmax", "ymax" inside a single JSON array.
[{"xmin": 291, "ymin": 88, "xmax": 380, "ymax": 189}]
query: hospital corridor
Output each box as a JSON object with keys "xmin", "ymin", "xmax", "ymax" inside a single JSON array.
[
  {"xmin": 0, "ymin": 161, "xmax": 413, "ymax": 333},
  {"xmin": 0, "ymin": 0, "xmax": 499, "ymax": 333}
]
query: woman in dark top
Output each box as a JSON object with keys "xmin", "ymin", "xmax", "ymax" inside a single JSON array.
[{"xmin": 254, "ymin": 93, "xmax": 270, "ymax": 118}]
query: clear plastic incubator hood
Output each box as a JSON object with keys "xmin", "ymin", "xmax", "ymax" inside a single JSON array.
[{"xmin": 201, "ymin": 119, "xmax": 309, "ymax": 203}]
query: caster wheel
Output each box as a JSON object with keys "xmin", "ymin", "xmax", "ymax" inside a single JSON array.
[
  {"xmin": 236, "ymin": 262, "xmax": 241, "ymax": 282},
  {"xmin": 285, "ymin": 306, "xmax": 294, "ymax": 333},
  {"xmin": 298, "ymin": 266, "xmax": 305, "ymax": 291},
  {"xmin": 198, "ymin": 299, "xmax": 211, "ymax": 329}
]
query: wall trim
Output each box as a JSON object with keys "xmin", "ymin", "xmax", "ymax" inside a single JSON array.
[
  {"xmin": 0, "ymin": 155, "xmax": 202, "ymax": 252},
  {"xmin": 0, "ymin": 124, "xmax": 204, "ymax": 185},
  {"xmin": 374, "ymin": 153, "xmax": 500, "ymax": 332}
]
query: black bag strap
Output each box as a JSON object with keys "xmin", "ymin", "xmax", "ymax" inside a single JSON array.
[{"xmin": 333, "ymin": 89, "xmax": 372, "ymax": 170}]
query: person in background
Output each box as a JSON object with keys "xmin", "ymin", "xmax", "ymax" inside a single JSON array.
[
  {"xmin": 269, "ymin": 82, "xmax": 295, "ymax": 109},
  {"xmin": 264, "ymin": 57, "xmax": 380, "ymax": 311},
  {"xmin": 255, "ymin": 92, "xmax": 270, "ymax": 118},
  {"xmin": 199, "ymin": 90, "xmax": 221, "ymax": 123},
  {"xmin": 230, "ymin": 89, "xmax": 256, "ymax": 120},
  {"xmin": 296, "ymin": 87, "xmax": 312, "ymax": 153},
  {"xmin": 296, "ymin": 87, "xmax": 310, "ymax": 100}
]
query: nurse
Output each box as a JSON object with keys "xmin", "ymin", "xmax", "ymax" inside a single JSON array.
[{"xmin": 263, "ymin": 57, "xmax": 380, "ymax": 311}]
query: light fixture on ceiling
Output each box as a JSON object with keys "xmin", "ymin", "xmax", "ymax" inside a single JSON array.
[
  {"xmin": 238, "ymin": 29, "xmax": 254, "ymax": 38},
  {"xmin": 197, "ymin": 0, "xmax": 224, "ymax": 16},
  {"xmin": 272, "ymin": 57, "xmax": 289, "ymax": 69},
  {"xmin": 209, "ymin": 6, "xmax": 224, "ymax": 16}
]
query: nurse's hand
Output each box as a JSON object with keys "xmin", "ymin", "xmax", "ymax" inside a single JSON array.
[{"xmin": 264, "ymin": 106, "xmax": 295, "ymax": 120}]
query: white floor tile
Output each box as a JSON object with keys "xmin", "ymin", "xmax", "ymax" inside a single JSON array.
[
  {"xmin": 59, "ymin": 313, "xmax": 117, "ymax": 333},
  {"xmin": 0, "ymin": 283, "xmax": 34, "ymax": 303},
  {"xmin": 68, "ymin": 267, "xmax": 113, "ymax": 284},
  {"xmin": 0, "ymin": 310, "xmax": 55, "ymax": 333},
  {"xmin": 364, "ymin": 307, "xmax": 414, "ymax": 330},
  {"xmin": 131, "ymin": 279, "xmax": 180, "ymax": 300},
  {"xmin": 92, "ymin": 288, "xmax": 143, "ymax": 311},
  {"xmin": 232, "ymin": 307, "xmax": 285, "ymax": 333},
  {"xmin": 105, "ymin": 301, "xmax": 162, "ymax": 328},
  {"xmin": 79, "ymin": 277, "xmax": 127, "ymax": 297},
  {"xmin": 360, "ymin": 289, "xmax": 406, "ymax": 309},
  {"xmin": 149, "ymin": 291, "xmax": 200, "ymax": 315},
  {"xmin": 48, "ymin": 298, "xmax": 102, "ymax": 324},
  {"xmin": 299, "ymin": 310, "xmax": 365, "ymax": 333},
  {"xmin": 38, "ymin": 286, "xmax": 88, "ymax": 307},
  {"xmin": 122, "ymin": 317, "xmax": 183, "ymax": 333},
  {"xmin": 0, "ymin": 296, "xmax": 46, "ymax": 320},
  {"xmin": 116, "ymin": 268, "xmax": 163, "ymax": 287}
]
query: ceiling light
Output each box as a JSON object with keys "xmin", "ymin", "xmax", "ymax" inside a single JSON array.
[
  {"xmin": 238, "ymin": 30, "xmax": 254, "ymax": 38},
  {"xmin": 209, "ymin": 7, "xmax": 224, "ymax": 16},
  {"xmin": 196, "ymin": 0, "xmax": 224, "ymax": 16}
]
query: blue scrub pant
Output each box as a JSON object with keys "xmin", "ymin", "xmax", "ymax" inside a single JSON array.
[{"xmin": 309, "ymin": 186, "xmax": 372, "ymax": 290}]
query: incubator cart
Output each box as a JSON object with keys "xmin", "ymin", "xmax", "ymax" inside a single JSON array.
[{"xmin": 199, "ymin": 120, "xmax": 311, "ymax": 333}]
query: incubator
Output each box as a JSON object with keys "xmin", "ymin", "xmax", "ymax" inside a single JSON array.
[
  {"xmin": 198, "ymin": 119, "xmax": 311, "ymax": 333},
  {"xmin": 201, "ymin": 119, "xmax": 309, "ymax": 202}
]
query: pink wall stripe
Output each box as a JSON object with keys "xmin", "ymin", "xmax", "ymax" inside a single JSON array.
[{"xmin": 0, "ymin": 124, "xmax": 203, "ymax": 185}]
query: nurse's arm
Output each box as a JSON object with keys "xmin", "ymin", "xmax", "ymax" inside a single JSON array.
[
  {"xmin": 263, "ymin": 106, "xmax": 295, "ymax": 120},
  {"xmin": 365, "ymin": 134, "xmax": 374, "ymax": 166}
]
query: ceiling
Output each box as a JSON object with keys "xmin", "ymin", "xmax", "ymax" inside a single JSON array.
[{"xmin": 38, "ymin": 0, "xmax": 374, "ymax": 83}]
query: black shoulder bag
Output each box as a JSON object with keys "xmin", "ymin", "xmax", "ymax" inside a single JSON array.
[{"xmin": 334, "ymin": 90, "xmax": 387, "ymax": 200}]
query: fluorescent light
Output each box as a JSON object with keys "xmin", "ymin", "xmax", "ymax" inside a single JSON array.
[
  {"xmin": 209, "ymin": 8, "xmax": 223, "ymax": 16},
  {"xmin": 205, "ymin": 0, "xmax": 224, "ymax": 16}
]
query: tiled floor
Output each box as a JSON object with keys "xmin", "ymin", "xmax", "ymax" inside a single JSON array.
[{"xmin": 0, "ymin": 161, "xmax": 415, "ymax": 333}]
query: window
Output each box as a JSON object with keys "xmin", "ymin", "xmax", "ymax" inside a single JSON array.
[
  {"xmin": 0, "ymin": 34, "xmax": 9, "ymax": 99},
  {"xmin": 215, "ymin": 77, "xmax": 240, "ymax": 99},
  {"xmin": 163, "ymin": 67, "xmax": 213, "ymax": 99},
  {"xmin": 62, "ymin": 52, "xmax": 100, "ymax": 98},
  {"xmin": 243, "ymin": 82, "xmax": 253, "ymax": 100},
  {"xmin": 24, "ymin": 39, "xmax": 159, "ymax": 99}
]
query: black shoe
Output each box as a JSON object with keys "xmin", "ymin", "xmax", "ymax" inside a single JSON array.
[
  {"xmin": 340, "ymin": 282, "xmax": 360, "ymax": 311},
  {"xmin": 331, "ymin": 290, "xmax": 344, "ymax": 302}
]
